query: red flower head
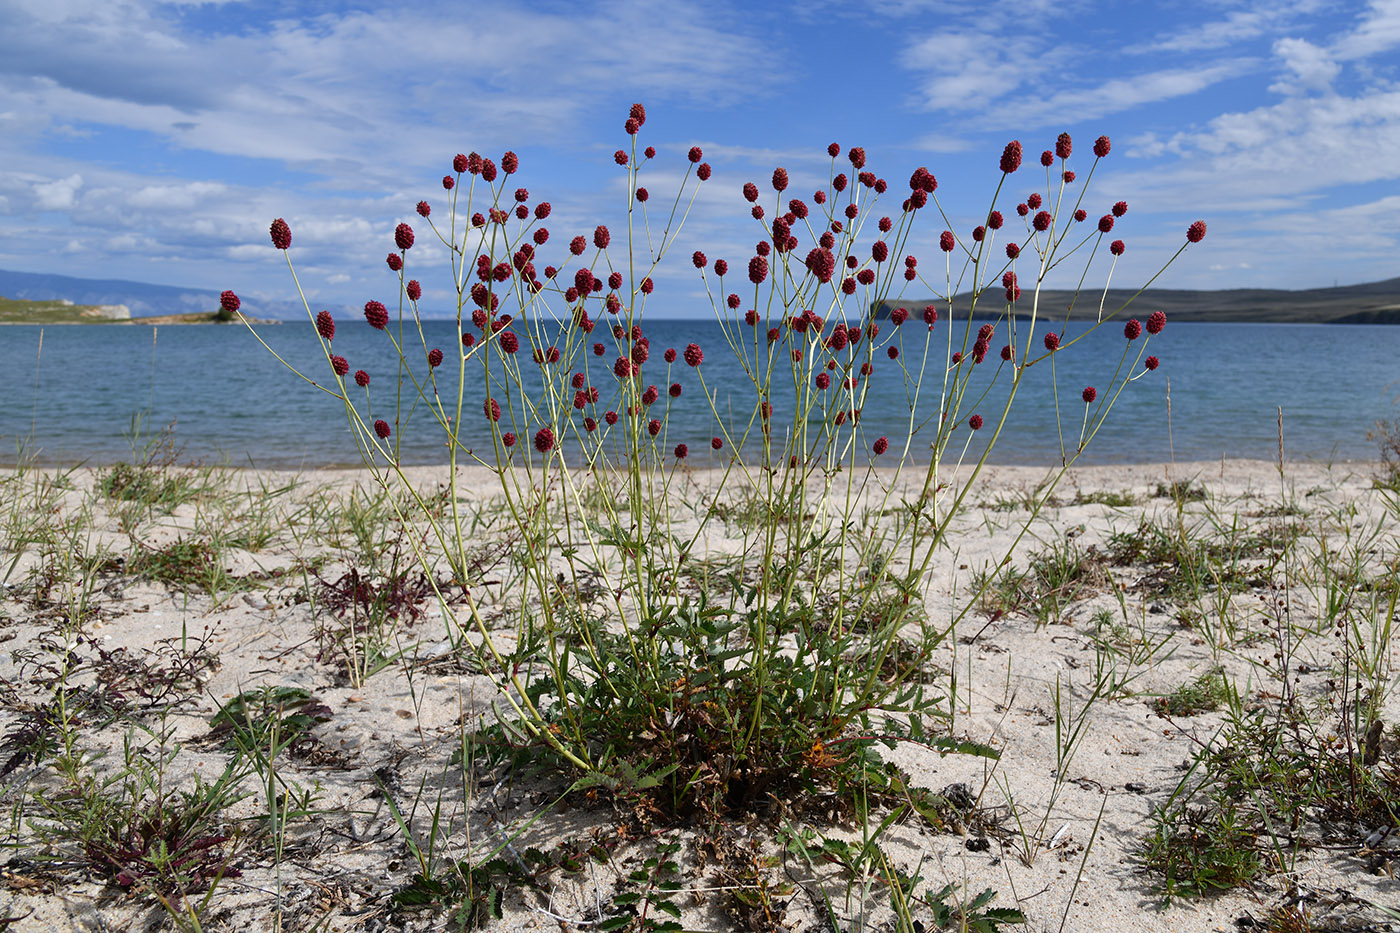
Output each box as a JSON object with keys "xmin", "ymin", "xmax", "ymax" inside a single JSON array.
[
  {"xmin": 856, "ymin": 268, "xmax": 874, "ymax": 285},
  {"xmin": 1074, "ymin": 209, "xmax": 1087, "ymax": 222},
  {"xmin": 1098, "ymin": 215, "xmax": 1114, "ymax": 233},
  {"xmin": 614, "ymin": 149, "xmax": 628, "ymax": 166},
  {"xmin": 644, "ymin": 146, "xmax": 655, "ymax": 158},
  {"xmin": 805, "ymin": 247, "xmax": 836, "ymax": 283},
  {"xmin": 427, "ymin": 347, "xmax": 444, "ymax": 368},
  {"xmin": 1112, "ymin": 200, "xmax": 1128, "ymax": 217},
  {"xmin": 873, "ymin": 436, "xmax": 889, "ymax": 455},
  {"xmin": 466, "ymin": 152, "xmax": 483, "ymax": 174},
  {"xmin": 1056, "ymin": 132, "xmax": 1072, "ymax": 160},
  {"xmin": 568, "ymin": 236, "xmax": 585, "ymax": 256},
  {"xmin": 471, "ymin": 213, "xmax": 485, "ymax": 227},
  {"xmin": 1082, "ymin": 386, "xmax": 1096, "ymax": 403},
  {"xmin": 683, "ymin": 342, "xmax": 704, "ymax": 367},
  {"xmin": 1094, "ymin": 136, "xmax": 1111, "ymax": 157},
  {"xmin": 330, "ymin": 355, "xmax": 349, "ymax": 376},
  {"xmin": 442, "ymin": 175, "xmax": 454, "ymax": 190},
  {"xmin": 499, "ymin": 332, "xmax": 519, "ymax": 353},
  {"xmin": 453, "ymin": 153, "xmax": 469, "ymax": 173},
  {"xmin": 602, "ymin": 411, "xmax": 617, "ymax": 426},
  {"xmin": 316, "ymin": 310, "xmax": 335, "ymax": 340},
  {"xmin": 688, "ymin": 146, "xmax": 703, "ymax": 163},
  {"xmin": 1005, "ymin": 242, "xmax": 1020, "ymax": 259},
  {"xmin": 826, "ymin": 142, "xmax": 841, "ymax": 158},
  {"xmin": 1145, "ymin": 355, "xmax": 1160, "ymax": 370},
  {"xmin": 354, "ymin": 369, "xmax": 370, "ymax": 386},
  {"xmin": 1044, "ymin": 331, "xmax": 1060, "ymax": 351},
  {"xmin": 665, "ymin": 382, "xmax": 680, "ymax": 399},
  {"xmin": 534, "ymin": 427, "xmax": 555, "ymax": 453},
  {"xmin": 1001, "ymin": 344, "xmax": 1012, "ymax": 361},
  {"xmin": 940, "ymin": 230, "xmax": 956, "ymax": 252},
  {"xmin": 772, "ymin": 167, "xmax": 789, "ymax": 191},
  {"xmin": 1110, "ymin": 239, "xmax": 1125, "ymax": 255},
  {"xmin": 484, "ymin": 398, "xmax": 501, "ymax": 421},
  {"xmin": 1187, "ymin": 220, "xmax": 1207, "ymax": 243},
  {"xmin": 1063, "ymin": 170, "xmax": 1076, "ymax": 183},
  {"xmin": 726, "ymin": 293, "xmax": 741, "ymax": 308},
  {"xmin": 923, "ymin": 305, "xmax": 938, "ymax": 326},
  {"xmin": 1041, "ymin": 150, "xmax": 1054, "ymax": 167},
  {"xmin": 395, "ymin": 223, "xmax": 414, "ymax": 250},
  {"xmin": 1028, "ymin": 193, "xmax": 1042, "ymax": 209},
  {"xmin": 1000, "ymin": 140, "xmax": 1023, "ymax": 173},
  {"xmin": 624, "ymin": 118, "xmax": 639, "ymax": 135},
  {"xmin": 698, "ymin": 162, "xmax": 712, "ymax": 180},
  {"xmin": 406, "ymin": 280, "xmax": 422, "ymax": 301},
  {"xmin": 364, "ymin": 300, "xmax": 389, "ymax": 329},
  {"xmin": 988, "ymin": 210, "xmax": 1004, "ymax": 230},
  {"xmin": 502, "ymin": 432, "xmax": 515, "ymax": 447},
  {"xmin": 416, "ymin": 200, "xmax": 431, "ymax": 217},
  {"xmin": 270, "ymin": 218, "xmax": 291, "ymax": 250},
  {"xmin": 673, "ymin": 443, "xmax": 687, "ymax": 459},
  {"xmin": 890, "ymin": 307, "xmax": 908, "ymax": 325},
  {"xmin": 1033, "ymin": 210, "xmax": 1051, "ymax": 231},
  {"xmin": 220, "ymin": 290, "xmax": 240, "ymax": 314},
  {"xmin": 1147, "ymin": 310, "xmax": 1167, "ymax": 334},
  {"xmin": 642, "ymin": 384, "xmax": 659, "ymax": 405},
  {"xmin": 584, "ymin": 417, "xmax": 597, "ymax": 432},
  {"xmin": 634, "ymin": 186, "xmax": 649, "ymax": 203},
  {"xmin": 1002, "ymin": 271, "xmax": 1017, "ymax": 288},
  {"xmin": 501, "ymin": 151, "xmax": 518, "ymax": 174},
  {"xmin": 481, "ymin": 158, "xmax": 497, "ymax": 181},
  {"xmin": 1017, "ymin": 202, "xmax": 1029, "ymax": 217},
  {"xmin": 749, "ymin": 255, "xmax": 769, "ymax": 284},
  {"xmin": 832, "ymin": 172, "xmax": 847, "ymax": 192},
  {"xmin": 375, "ymin": 419, "xmax": 391, "ymax": 439},
  {"xmin": 648, "ymin": 419, "xmax": 661, "ymax": 436},
  {"xmin": 872, "ymin": 240, "xmax": 889, "ymax": 263},
  {"xmin": 968, "ymin": 414, "xmax": 983, "ymax": 430},
  {"xmin": 594, "ymin": 225, "xmax": 610, "ymax": 249},
  {"xmin": 630, "ymin": 102, "xmax": 646, "ymax": 125},
  {"xmin": 387, "ymin": 253, "xmax": 403, "ymax": 271},
  {"xmin": 1124, "ymin": 318, "xmax": 1142, "ymax": 340}
]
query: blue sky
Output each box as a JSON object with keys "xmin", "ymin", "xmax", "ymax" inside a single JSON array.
[{"xmin": 1, "ymin": 0, "xmax": 1398, "ymax": 317}]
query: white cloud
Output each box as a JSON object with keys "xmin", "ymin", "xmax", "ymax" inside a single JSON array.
[
  {"xmin": 990, "ymin": 62, "xmax": 1251, "ymax": 129},
  {"xmin": 1269, "ymin": 37, "xmax": 1340, "ymax": 94},
  {"xmin": 1333, "ymin": 0, "xmax": 1400, "ymax": 60},
  {"xmin": 33, "ymin": 173, "xmax": 84, "ymax": 210}
]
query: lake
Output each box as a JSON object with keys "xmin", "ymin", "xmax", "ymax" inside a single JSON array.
[{"xmin": 1, "ymin": 317, "xmax": 1396, "ymax": 469}]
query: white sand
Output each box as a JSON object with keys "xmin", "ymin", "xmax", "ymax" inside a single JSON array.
[{"xmin": 0, "ymin": 458, "xmax": 1395, "ymax": 932}]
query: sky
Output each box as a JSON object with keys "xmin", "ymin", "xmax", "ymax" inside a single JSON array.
[{"xmin": 1, "ymin": 0, "xmax": 1398, "ymax": 318}]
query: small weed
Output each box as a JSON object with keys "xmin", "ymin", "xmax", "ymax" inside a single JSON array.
[
  {"xmin": 1072, "ymin": 489, "xmax": 1136, "ymax": 507},
  {"xmin": 1153, "ymin": 480, "xmax": 1206, "ymax": 502},
  {"xmin": 975, "ymin": 539, "xmax": 1107, "ymax": 625},
  {"xmin": 1153, "ymin": 667, "xmax": 1229, "ymax": 717}
]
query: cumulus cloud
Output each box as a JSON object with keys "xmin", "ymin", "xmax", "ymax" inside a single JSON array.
[
  {"xmin": 1268, "ymin": 37, "xmax": 1340, "ymax": 94},
  {"xmin": 33, "ymin": 173, "xmax": 84, "ymax": 210}
]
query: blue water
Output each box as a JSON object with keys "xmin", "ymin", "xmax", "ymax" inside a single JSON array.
[{"xmin": 1, "ymin": 317, "xmax": 1396, "ymax": 468}]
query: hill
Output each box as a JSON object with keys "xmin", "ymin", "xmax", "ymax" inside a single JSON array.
[
  {"xmin": 874, "ymin": 277, "xmax": 1400, "ymax": 324},
  {"xmin": 0, "ymin": 268, "xmax": 297, "ymax": 320}
]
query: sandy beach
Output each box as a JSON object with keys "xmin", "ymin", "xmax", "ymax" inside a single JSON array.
[{"xmin": 0, "ymin": 456, "xmax": 1396, "ymax": 932}]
